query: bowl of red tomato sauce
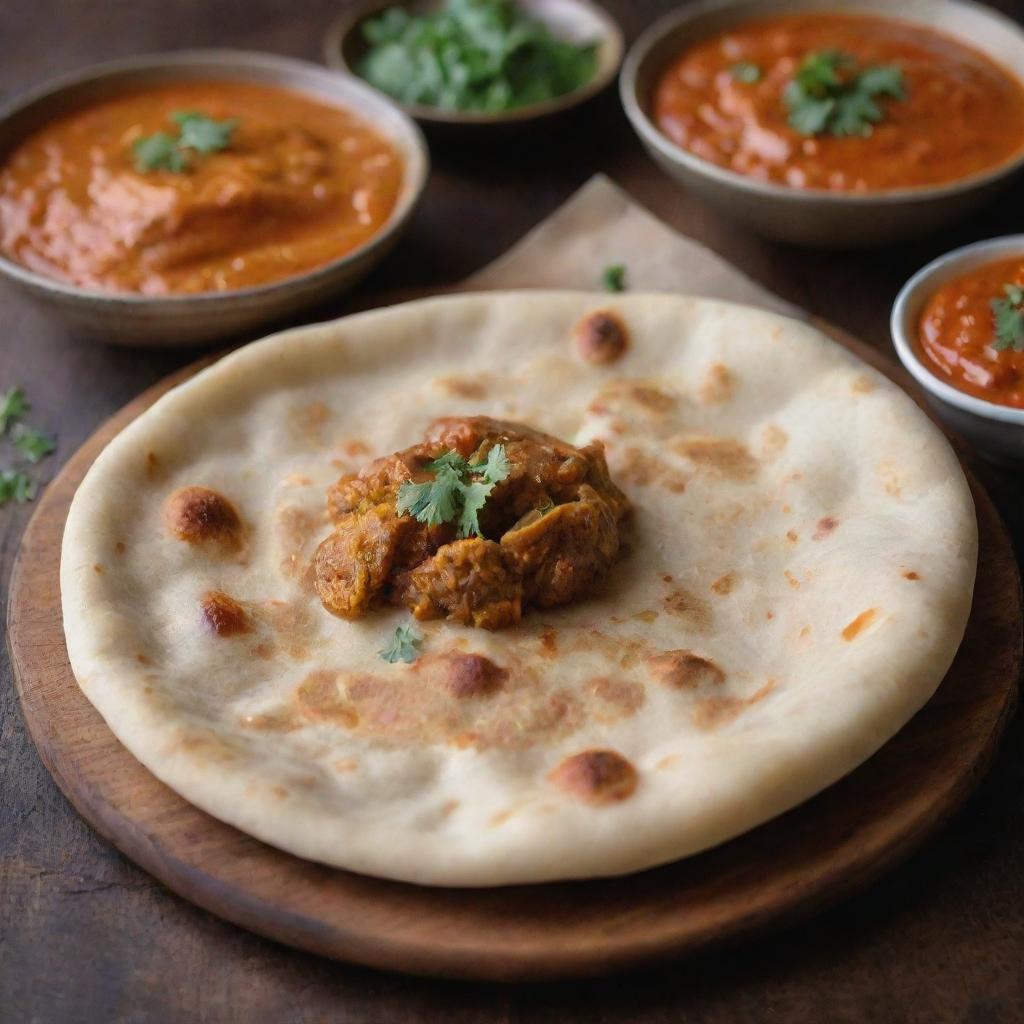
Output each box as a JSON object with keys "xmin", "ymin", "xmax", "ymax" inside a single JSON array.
[
  {"xmin": 620, "ymin": 0, "xmax": 1024, "ymax": 248},
  {"xmin": 892, "ymin": 236, "xmax": 1024, "ymax": 465}
]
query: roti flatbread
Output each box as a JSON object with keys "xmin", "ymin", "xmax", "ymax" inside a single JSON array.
[{"xmin": 61, "ymin": 292, "xmax": 976, "ymax": 886}]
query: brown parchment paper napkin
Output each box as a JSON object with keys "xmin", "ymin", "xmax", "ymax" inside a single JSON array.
[{"xmin": 462, "ymin": 174, "xmax": 801, "ymax": 319}]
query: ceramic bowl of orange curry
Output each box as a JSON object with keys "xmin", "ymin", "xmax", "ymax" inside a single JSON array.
[
  {"xmin": 0, "ymin": 51, "xmax": 428, "ymax": 346},
  {"xmin": 892, "ymin": 236, "xmax": 1024, "ymax": 466},
  {"xmin": 620, "ymin": 0, "xmax": 1024, "ymax": 248}
]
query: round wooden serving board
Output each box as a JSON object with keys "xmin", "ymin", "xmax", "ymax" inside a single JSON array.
[{"xmin": 8, "ymin": 325, "xmax": 1022, "ymax": 983}]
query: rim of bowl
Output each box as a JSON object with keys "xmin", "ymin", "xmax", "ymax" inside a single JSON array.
[
  {"xmin": 323, "ymin": 0, "xmax": 624, "ymax": 126},
  {"xmin": 0, "ymin": 49, "xmax": 430, "ymax": 309},
  {"xmin": 891, "ymin": 235, "xmax": 1024, "ymax": 426},
  {"xmin": 620, "ymin": 0, "xmax": 1024, "ymax": 205}
]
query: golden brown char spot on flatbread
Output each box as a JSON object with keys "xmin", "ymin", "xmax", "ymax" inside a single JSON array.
[
  {"xmin": 813, "ymin": 516, "xmax": 839, "ymax": 540},
  {"xmin": 759, "ymin": 424, "xmax": 789, "ymax": 460},
  {"xmin": 903, "ymin": 570, "xmax": 921, "ymax": 581},
  {"xmin": 296, "ymin": 670, "xmax": 359, "ymax": 727},
  {"xmin": 114, "ymin": 541, "xmax": 126, "ymax": 555},
  {"xmin": 589, "ymin": 379, "xmax": 677, "ymax": 419},
  {"xmin": 672, "ymin": 436, "xmax": 758, "ymax": 481},
  {"xmin": 539, "ymin": 627, "xmax": 558, "ymax": 657},
  {"xmin": 697, "ymin": 363, "xmax": 734, "ymax": 404},
  {"xmin": 436, "ymin": 373, "xmax": 491, "ymax": 399},
  {"xmin": 662, "ymin": 587, "xmax": 711, "ymax": 630},
  {"xmin": 291, "ymin": 400, "xmax": 330, "ymax": 443},
  {"xmin": 252, "ymin": 599, "xmax": 315, "ymax": 660},
  {"xmin": 489, "ymin": 808, "xmax": 516, "ymax": 827},
  {"xmin": 851, "ymin": 375, "xmax": 876, "ymax": 394},
  {"xmin": 575, "ymin": 310, "xmax": 629, "ymax": 364},
  {"xmin": 335, "ymin": 758, "xmax": 359, "ymax": 773},
  {"xmin": 252, "ymin": 641, "xmax": 276, "ymax": 660},
  {"xmin": 164, "ymin": 486, "xmax": 243, "ymax": 551},
  {"xmin": 275, "ymin": 504, "xmax": 320, "ymax": 587},
  {"xmin": 440, "ymin": 798, "xmax": 458, "ymax": 816},
  {"xmin": 136, "ymin": 653, "xmax": 151, "ymax": 665},
  {"xmin": 646, "ymin": 650, "xmax": 725, "ymax": 690},
  {"xmin": 710, "ymin": 571, "xmax": 737, "ymax": 595},
  {"xmin": 879, "ymin": 462, "xmax": 903, "ymax": 497},
  {"xmin": 633, "ymin": 609, "xmax": 658, "ymax": 623},
  {"xmin": 784, "ymin": 570, "xmax": 800, "ymax": 589},
  {"xmin": 345, "ymin": 439, "xmax": 372, "ymax": 457},
  {"xmin": 240, "ymin": 708, "xmax": 301, "ymax": 732},
  {"xmin": 92, "ymin": 563, "xmax": 103, "ymax": 574},
  {"xmin": 656, "ymin": 753, "xmax": 680, "ymax": 770},
  {"xmin": 841, "ymin": 608, "xmax": 879, "ymax": 641},
  {"xmin": 585, "ymin": 677, "xmax": 646, "ymax": 718},
  {"xmin": 198, "ymin": 590, "xmax": 252, "ymax": 637},
  {"xmin": 694, "ymin": 680, "xmax": 776, "ymax": 730},
  {"xmin": 786, "ymin": 529, "xmax": 799, "ymax": 544},
  {"xmin": 616, "ymin": 446, "xmax": 688, "ymax": 492},
  {"xmin": 429, "ymin": 652, "xmax": 508, "ymax": 699},
  {"xmin": 145, "ymin": 451, "xmax": 164, "ymax": 481},
  {"xmin": 165, "ymin": 728, "xmax": 240, "ymax": 763},
  {"xmin": 550, "ymin": 750, "xmax": 638, "ymax": 805},
  {"xmin": 272, "ymin": 786, "xmax": 290, "ymax": 800}
]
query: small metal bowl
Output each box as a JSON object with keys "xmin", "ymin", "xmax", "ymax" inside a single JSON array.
[
  {"xmin": 324, "ymin": 0, "xmax": 624, "ymax": 133},
  {"xmin": 892, "ymin": 236, "xmax": 1024, "ymax": 466},
  {"xmin": 620, "ymin": 0, "xmax": 1024, "ymax": 248},
  {"xmin": 0, "ymin": 50, "xmax": 429, "ymax": 347}
]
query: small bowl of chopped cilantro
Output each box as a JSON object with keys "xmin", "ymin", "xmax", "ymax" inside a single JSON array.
[{"xmin": 325, "ymin": 0, "xmax": 623, "ymax": 128}]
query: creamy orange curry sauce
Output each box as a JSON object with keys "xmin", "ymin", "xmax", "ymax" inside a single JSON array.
[
  {"xmin": 0, "ymin": 81, "xmax": 403, "ymax": 294},
  {"xmin": 653, "ymin": 13, "xmax": 1024, "ymax": 191},
  {"xmin": 918, "ymin": 255, "xmax": 1024, "ymax": 409}
]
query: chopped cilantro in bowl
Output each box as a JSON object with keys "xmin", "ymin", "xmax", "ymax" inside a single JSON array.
[{"xmin": 356, "ymin": 0, "xmax": 599, "ymax": 114}]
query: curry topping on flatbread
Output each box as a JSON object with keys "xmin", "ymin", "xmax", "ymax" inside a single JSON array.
[{"xmin": 314, "ymin": 416, "xmax": 630, "ymax": 629}]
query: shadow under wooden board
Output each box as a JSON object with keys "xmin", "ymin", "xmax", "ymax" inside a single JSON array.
[{"xmin": 7, "ymin": 317, "xmax": 1022, "ymax": 983}]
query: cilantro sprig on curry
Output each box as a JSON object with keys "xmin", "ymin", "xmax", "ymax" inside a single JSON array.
[
  {"xmin": 653, "ymin": 11, "xmax": 1024, "ymax": 191},
  {"xmin": 918, "ymin": 256, "xmax": 1024, "ymax": 408},
  {"xmin": 133, "ymin": 111, "xmax": 239, "ymax": 173},
  {"xmin": 314, "ymin": 417, "xmax": 629, "ymax": 630}
]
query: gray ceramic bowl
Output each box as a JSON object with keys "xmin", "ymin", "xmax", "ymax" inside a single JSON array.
[
  {"xmin": 620, "ymin": 0, "xmax": 1024, "ymax": 248},
  {"xmin": 324, "ymin": 0, "xmax": 623, "ymax": 132},
  {"xmin": 892, "ymin": 236, "xmax": 1024, "ymax": 467},
  {"xmin": 0, "ymin": 51, "xmax": 429, "ymax": 347}
]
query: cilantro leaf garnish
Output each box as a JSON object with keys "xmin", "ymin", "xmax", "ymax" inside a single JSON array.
[
  {"xmin": 396, "ymin": 443, "xmax": 510, "ymax": 537},
  {"xmin": 133, "ymin": 132, "xmax": 188, "ymax": 173},
  {"xmin": 0, "ymin": 470, "xmax": 37, "ymax": 506},
  {"xmin": 379, "ymin": 623, "xmax": 422, "ymax": 663},
  {"xmin": 0, "ymin": 386, "xmax": 30, "ymax": 434},
  {"xmin": 133, "ymin": 112, "xmax": 238, "ymax": 173},
  {"xmin": 602, "ymin": 264, "xmax": 627, "ymax": 293},
  {"xmin": 357, "ymin": 0, "xmax": 598, "ymax": 113},
  {"xmin": 0, "ymin": 386, "xmax": 56, "ymax": 506},
  {"xmin": 173, "ymin": 112, "xmax": 240, "ymax": 154},
  {"xmin": 457, "ymin": 479, "xmax": 494, "ymax": 538},
  {"xmin": 10, "ymin": 423, "xmax": 56, "ymax": 463},
  {"xmin": 479, "ymin": 443, "xmax": 509, "ymax": 484},
  {"xmin": 730, "ymin": 61, "xmax": 761, "ymax": 84},
  {"xmin": 784, "ymin": 50, "xmax": 906, "ymax": 138},
  {"xmin": 991, "ymin": 284, "xmax": 1024, "ymax": 351}
]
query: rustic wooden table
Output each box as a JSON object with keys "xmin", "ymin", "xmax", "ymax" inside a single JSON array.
[{"xmin": 3, "ymin": 1, "xmax": 1024, "ymax": 1020}]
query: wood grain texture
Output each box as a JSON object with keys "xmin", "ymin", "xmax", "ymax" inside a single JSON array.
[
  {"xmin": 5, "ymin": 0, "xmax": 1024, "ymax": 1018},
  {"xmin": 7, "ymin": 320, "xmax": 1020, "ymax": 982}
]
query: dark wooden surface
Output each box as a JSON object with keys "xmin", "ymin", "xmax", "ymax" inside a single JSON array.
[{"xmin": 3, "ymin": 0, "xmax": 1024, "ymax": 1019}]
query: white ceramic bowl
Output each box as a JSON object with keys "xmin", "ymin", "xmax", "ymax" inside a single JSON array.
[
  {"xmin": 0, "ymin": 51, "xmax": 429, "ymax": 347},
  {"xmin": 892, "ymin": 236, "xmax": 1024, "ymax": 466},
  {"xmin": 620, "ymin": 0, "xmax": 1024, "ymax": 248}
]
